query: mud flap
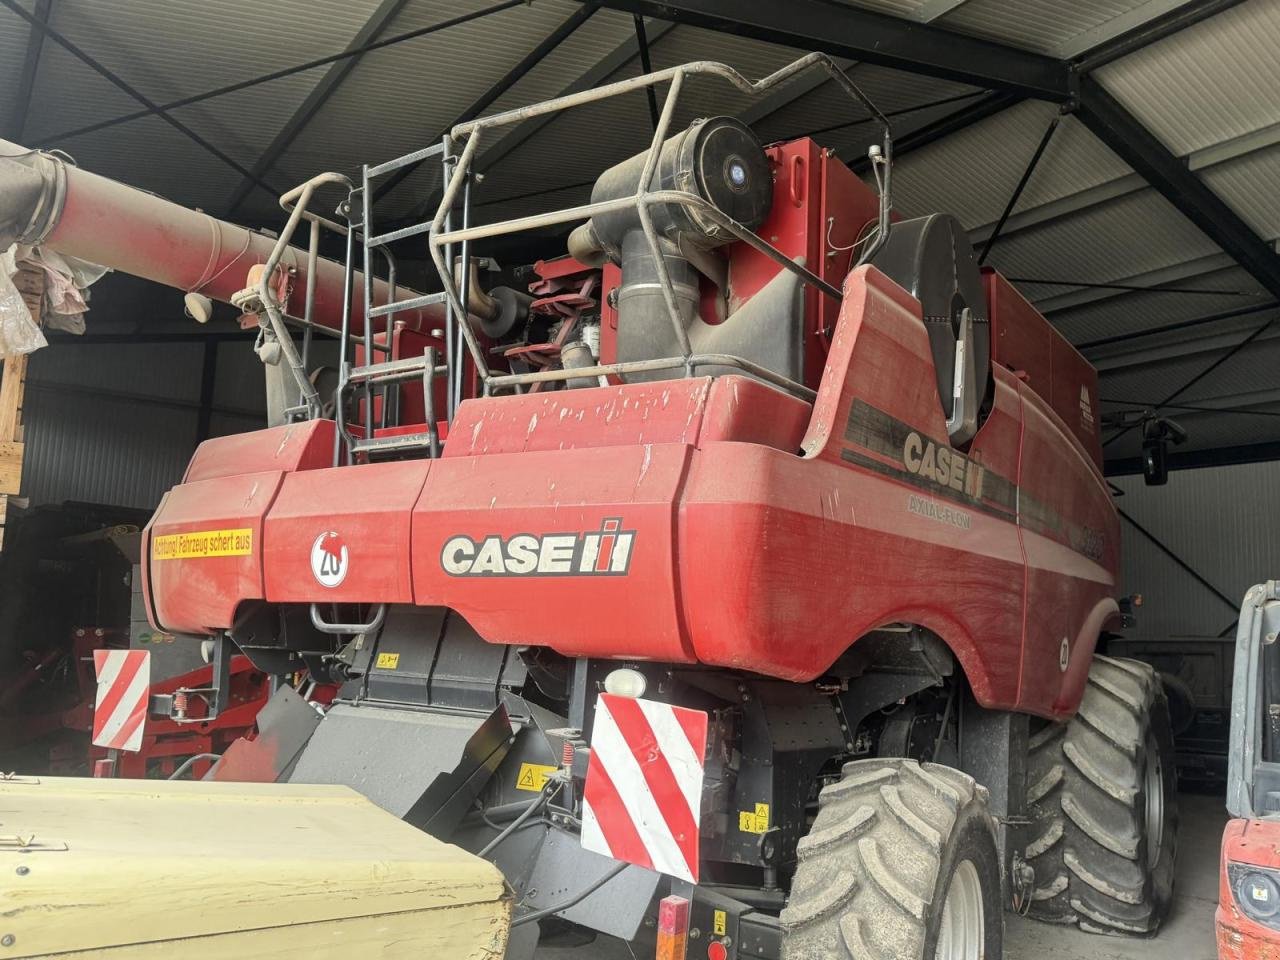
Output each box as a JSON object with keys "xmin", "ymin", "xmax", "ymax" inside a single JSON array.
[
  {"xmin": 207, "ymin": 686, "xmax": 322, "ymax": 783},
  {"xmin": 286, "ymin": 701, "xmax": 513, "ymax": 835}
]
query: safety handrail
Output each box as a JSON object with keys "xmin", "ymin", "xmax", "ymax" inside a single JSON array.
[{"xmin": 428, "ymin": 52, "xmax": 893, "ymax": 400}]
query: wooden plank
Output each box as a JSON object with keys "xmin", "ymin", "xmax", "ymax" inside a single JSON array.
[
  {"xmin": 0, "ymin": 439, "xmax": 22, "ymax": 495},
  {"xmin": 0, "ymin": 776, "xmax": 510, "ymax": 957},
  {"xmin": 0, "ymin": 352, "xmax": 29, "ymax": 442}
]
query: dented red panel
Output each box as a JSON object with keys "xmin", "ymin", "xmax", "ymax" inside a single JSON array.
[
  {"xmin": 184, "ymin": 419, "xmax": 335, "ymax": 483},
  {"xmin": 264, "ymin": 461, "xmax": 430, "ymax": 603},
  {"xmin": 412, "ymin": 443, "xmax": 695, "ymax": 663},
  {"xmin": 147, "ymin": 471, "xmax": 283, "ymax": 634}
]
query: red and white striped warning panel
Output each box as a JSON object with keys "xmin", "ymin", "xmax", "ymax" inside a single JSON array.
[
  {"xmin": 580, "ymin": 694, "xmax": 708, "ymax": 883},
  {"xmin": 92, "ymin": 650, "xmax": 151, "ymax": 753}
]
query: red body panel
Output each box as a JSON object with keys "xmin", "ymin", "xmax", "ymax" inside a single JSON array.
[
  {"xmin": 265, "ymin": 460, "xmax": 430, "ymax": 603},
  {"xmin": 145, "ymin": 470, "xmax": 282, "ymax": 634},
  {"xmin": 985, "ymin": 270, "xmax": 1103, "ymax": 470},
  {"xmin": 145, "ymin": 267, "xmax": 1118, "ymax": 720},
  {"xmin": 1217, "ymin": 818, "xmax": 1280, "ymax": 959}
]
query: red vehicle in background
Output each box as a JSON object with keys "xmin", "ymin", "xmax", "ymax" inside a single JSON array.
[{"xmin": 1219, "ymin": 582, "xmax": 1280, "ymax": 958}]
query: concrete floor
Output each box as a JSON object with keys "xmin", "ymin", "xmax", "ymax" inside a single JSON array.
[{"xmin": 536, "ymin": 791, "xmax": 1226, "ymax": 960}]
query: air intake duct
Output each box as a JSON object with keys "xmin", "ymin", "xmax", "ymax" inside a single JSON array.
[{"xmin": 567, "ymin": 118, "xmax": 773, "ymax": 379}]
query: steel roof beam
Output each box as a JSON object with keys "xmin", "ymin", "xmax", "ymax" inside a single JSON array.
[
  {"xmin": 4, "ymin": 0, "xmax": 52, "ymax": 141},
  {"xmin": 1105, "ymin": 438, "xmax": 1280, "ymax": 475},
  {"xmin": 1073, "ymin": 76, "xmax": 1280, "ymax": 302},
  {"xmin": 225, "ymin": 0, "xmax": 413, "ymax": 216},
  {"xmin": 592, "ymin": 0, "xmax": 1072, "ymax": 100}
]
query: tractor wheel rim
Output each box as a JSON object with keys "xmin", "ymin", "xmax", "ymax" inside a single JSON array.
[
  {"xmin": 935, "ymin": 859, "xmax": 984, "ymax": 960},
  {"xmin": 1144, "ymin": 731, "xmax": 1165, "ymax": 869}
]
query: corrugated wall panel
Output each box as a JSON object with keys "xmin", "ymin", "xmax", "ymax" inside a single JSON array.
[
  {"xmin": 19, "ymin": 342, "xmax": 205, "ymax": 509},
  {"xmin": 21, "ymin": 387, "xmax": 195, "ymax": 510},
  {"xmin": 1113, "ymin": 461, "xmax": 1280, "ymax": 640}
]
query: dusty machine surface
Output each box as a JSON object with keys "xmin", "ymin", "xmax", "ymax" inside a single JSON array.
[
  {"xmin": 0, "ymin": 776, "xmax": 509, "ymax": 958},
  {"xmin": 1218, "ymin": 582, "xmax": 1280, "ymax": 959},
  {"xmin": 4, "ymin": 55, "xmax": 1179, "ymax": 960}
]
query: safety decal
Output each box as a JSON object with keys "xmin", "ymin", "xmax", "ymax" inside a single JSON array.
[
  {"xmin": 92, "ymin": 649, "xmax": 151, "ymax": 753},
  {"xmin": 515, "ymin": 762, "xmax": 558, "ymax": 793},
  {"xmin": 580, "ymin": 694, "xmax": 708, "ymax": 883},
  {"xmin": 375, "ymin": 652, "xmax": 400, "ymax": 670},
  {"xmin": 738, "ymin": 802, "xmax": 770, "ymax": 835},
  {"xmin": 152, "ymin": 528, "xmax": 252, "ymax": 560},
  {"xmin": 310, "ymin": 531, "xmax": 349, "ymax": 587}
]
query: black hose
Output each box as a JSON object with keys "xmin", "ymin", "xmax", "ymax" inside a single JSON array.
[
  {"xmin": 510, "ymin": 861, "xmax": 629, "ymax": 928},
  {"xmin": 477, "ymin": 780, "xmax": 555, "ymax": 858}
]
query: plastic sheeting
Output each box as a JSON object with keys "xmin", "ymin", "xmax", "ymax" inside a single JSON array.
[{"xmin": 0, "ymin": 244, "xmax": 47, "ymax": 356}]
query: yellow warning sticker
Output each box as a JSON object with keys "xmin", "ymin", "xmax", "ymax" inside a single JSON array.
[
  {"xmin": 153, "ymin": 528, "xmax": 253, "ymax": 560},
  {"xmin": 713, "ymin": 910, "xmax": 727, "ymax": 936},
  {"xmin": 738, "ymin": 802, "xmax": 770, "ymax": 834},
  {"xmin": 375, "ymin": 652, "xmax": 401, "ymax": 670},
  {"xmin": 516, "ymin": 762, "xmax": 558, "ymax": 792}
]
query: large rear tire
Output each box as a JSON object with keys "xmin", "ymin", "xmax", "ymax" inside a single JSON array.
[
  {"xmin": 780, "ymin": 758, "xmax": 1002, "ymax": 959},
  {"xmin": 1025, "ymin": 655, "xmax": 1179, "ymax": 935}
]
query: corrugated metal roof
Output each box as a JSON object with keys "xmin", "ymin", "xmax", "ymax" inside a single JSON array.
[
  {"xmin": 1095, "ymin": 0, "xmax": 1280, "ymax": 155},
  {"xmin": 835, "ymin": 0, "xmax": 1167, "ymax": 55},
  {"xmin": 277, "ymin": 0, "xmax": 613, "ymax": 190},
  {"xmin": 938, "ymin": 0, "xmax": 1141, "ymax": 53},
  {"xmin": 0, "ymin": 2, "xmax": 35, "ymax": 112},
  {"xmin": 983, "ymin": 188, "xmax": 1223, "ymax": 302},
  {"xmin": 1054, "ymin": 265, "xmax": 1271, "ymax": 347},
  {"xmin": 890, "ymin": 100, "xmax": 1132, "ymax": 228},
  {"xmin": 1199, "ymin": 142, "xmax": 1280, "ymax": 242}
]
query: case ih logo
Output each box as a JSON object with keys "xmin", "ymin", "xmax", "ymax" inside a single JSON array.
[
  {"xmin": 310, "ymin": 531, "xmax": 349, "ymax": 587},
  {"xmin": 441, "ymin": 519, "xmax": 635, "ymax": 578},
  {"xmin": 902, "ymin": 430, "xmax": 986, "ymax": 499}
]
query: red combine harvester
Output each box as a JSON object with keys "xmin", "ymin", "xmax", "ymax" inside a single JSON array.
[{"xmin": 2, "ymin": 55, "xmax": 1178, "ymax": 960}]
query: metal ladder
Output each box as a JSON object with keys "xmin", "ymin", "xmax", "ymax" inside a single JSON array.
[{"xmin": 340, "ymin": 142, "xmax": 457, "ymax": 462}]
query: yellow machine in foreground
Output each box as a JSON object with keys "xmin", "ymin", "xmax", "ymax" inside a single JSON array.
[{"xmin": 0, "ymin": 777, "xmax": 510, "ymax": 958}]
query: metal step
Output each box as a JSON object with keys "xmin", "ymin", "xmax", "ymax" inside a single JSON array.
[
  {"xmin": 366, "ymin": 290, "xmax": 446, "ymax": 319},
  {"xmin": 349, "ymin": 432, "xmax": 437, "ymax": 456},
  {"xmin": 346, "ymin": 354, "xmax": 446, "ymax": 386}
]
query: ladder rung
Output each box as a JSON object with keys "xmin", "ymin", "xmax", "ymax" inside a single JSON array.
[
  {"xmin": 348, "ymin": 354, "xmax": 445, "ymax": 385},
  {"xmin": 350, "ymin": 432, "xmax": 436, "ymax": 455},
  {"xmin": 366, "ymin": 143, "xmax": 445, "ymax": 179},
  {"xmin": 367, "ymin": 221, "xmax": 432, "ymax": 248},
  {"xmin": 366, "ymin": 291, "xmax": 446, "ymax": 318}
]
